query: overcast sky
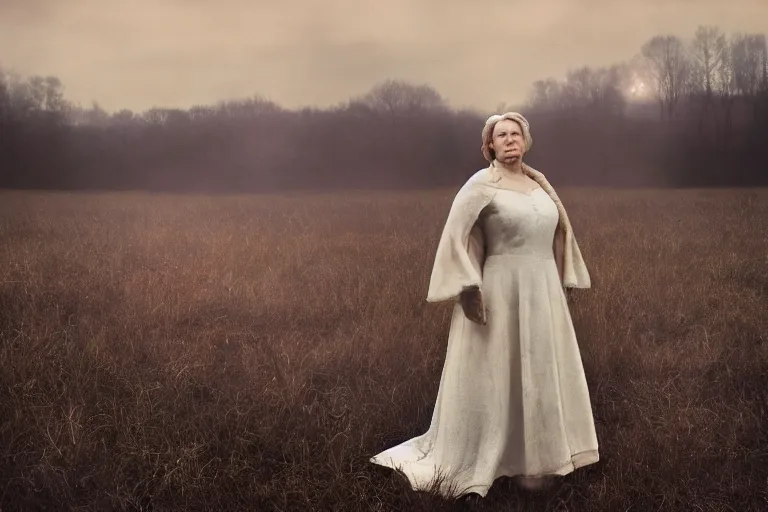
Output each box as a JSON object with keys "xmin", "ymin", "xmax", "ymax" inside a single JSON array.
[{"xmin": 2, "ymin": 0, "xmax": 767, "ymax": 113}]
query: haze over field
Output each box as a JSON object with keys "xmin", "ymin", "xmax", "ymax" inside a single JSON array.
[{"xmin": 1, "ymin": 2, "xmax": 767, "ymax": 190}]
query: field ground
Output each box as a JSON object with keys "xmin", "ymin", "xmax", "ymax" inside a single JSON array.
[{"xmin": 0, "ymin": 186, "xmax": 767, "ymax": 511}]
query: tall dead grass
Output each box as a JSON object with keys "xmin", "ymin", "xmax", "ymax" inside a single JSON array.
[{"xmin": 0, "ymin": 186, "xmax": 766, "ymax": 511}]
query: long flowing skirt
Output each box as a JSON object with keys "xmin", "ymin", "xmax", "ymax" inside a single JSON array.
[{"xmin": 370, "ymin": 253, "xmax": 599, "ymax": 497}]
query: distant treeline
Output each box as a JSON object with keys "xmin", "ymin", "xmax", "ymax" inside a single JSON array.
[{"xmin": 1, "ymin": 25, "xmax": 767, "ymax": 192}]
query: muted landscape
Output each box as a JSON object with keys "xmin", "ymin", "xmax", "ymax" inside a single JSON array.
[
  {"xmin": 2, "ymin": 2, "xmax": 768, "ymax": 509},
  {"xmin": 0, "ymin": 186, "xmax": 766, "ymax": 511}
]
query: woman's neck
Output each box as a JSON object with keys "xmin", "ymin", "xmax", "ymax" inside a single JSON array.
[{"xmin": 494, "ymin": 159, "xmax": 524, "ymax": 176}]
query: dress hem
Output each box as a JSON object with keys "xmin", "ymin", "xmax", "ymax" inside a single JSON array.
[{"xmin": 370, "ymin": 448, "xmax": 599, "ymax": 498}]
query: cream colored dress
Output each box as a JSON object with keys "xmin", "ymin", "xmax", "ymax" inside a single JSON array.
[{"xmin": 370, "ymin": 186, "xmax": 599, "ymax": 498}]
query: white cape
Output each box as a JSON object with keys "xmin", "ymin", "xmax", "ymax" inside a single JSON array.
[{"xmin": 427, "ymin": 162, "xmax": 591, "ymax": 303}]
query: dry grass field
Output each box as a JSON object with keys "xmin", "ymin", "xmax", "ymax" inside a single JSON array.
[{"xmin": 0, "ymin": 186, "xmax": 766, "ymax": 512}]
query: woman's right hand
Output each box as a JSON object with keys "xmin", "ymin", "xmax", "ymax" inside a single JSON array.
[{"xmin": 460, "ymin": 286, "xmax": 487, "ymax": 325}]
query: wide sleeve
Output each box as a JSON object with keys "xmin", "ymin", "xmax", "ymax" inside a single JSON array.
[
  {"xmin": 426, "ymin": 183, "xmax": 492, "ymax": 303},
  {"xmin": 557, "ymin": 208, "xmax": 591, "ymax": 289},
  {"xmin": 563, "ymin": 232, "xmax": 591, "ymax": 288}
]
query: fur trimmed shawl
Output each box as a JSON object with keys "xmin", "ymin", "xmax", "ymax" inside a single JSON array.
[{"xmin": 426, "ymin": 162, "xmax": 591, "ymax": 303}]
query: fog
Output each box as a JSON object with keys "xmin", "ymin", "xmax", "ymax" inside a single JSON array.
[{"xmin": 1, "ymin": 1, "xmax": 767, "ymax": 191}]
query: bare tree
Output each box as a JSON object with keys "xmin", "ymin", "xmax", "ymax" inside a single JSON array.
[
  {"xmin": 216, "ymin": 96, "xmax": 282, "ymax": 119},
  {"xmin": 732, "ymin": 33, "xmax": 762, "ymax": 96},
  {"xmin": 111, "ymin": 109, "xmax": 135, "ymax": 126},
  {"xmin": 189, "ymin": 105, "xmax": 217, "ymax": 121},
  {"xmin": 356, "ymin": 80, "xmax": 447, "ymax": 115},
  {"xmin": 731, "ymin": 33, "xmax": 768, "ymax": 123},
  {"xmin": 143, "ymin": 107, "xmax": 170, "ymax": 126},
  {"xmin": 527, "ymin": 67, "xmax": 625, "ymax": 117},
  {"xmin": 716, "ymin": 38, "xmax": 738, "ymax": 140},
  {"xmin": 762, "ymin": 35, "xmax": 768, "ymax": 92},
  {"xmin": 689, "ymin": 26, "xmax": 727, "ymax": 133},
  {"xmin": 0, "ymin": 68, "xmax": 9, "ymax": 119},
  {"xmin": 3, "ymin": 70, "xmax": 35, "ymax": 119},
  {"xmin": 569, "ymin": 65, "xmax": 626, "ymax": 116},
  {"xmin": 561, "ymin": 67, "xmax": 594, "ymax": 111},
  {"xmin": 0, "ymin": 69, "xmax": 9, "ymax": 166},
  {"xmin": 91, "ymin": 102, "xmax": 110, "ymax": 126},
  {"xmin": 527, "ymin": 78, "xmax": 564, "ymax": 111},
  {"xmin": 691, "ymin": 26, "xmax": 727, "ymax": 97},
  {"xmin": 760, "ymin": 34, "xmax": 768, "ymax": 125},
  {"xmin": 641, "ymin": 35, "xmax": 692, "ymax": 120}
]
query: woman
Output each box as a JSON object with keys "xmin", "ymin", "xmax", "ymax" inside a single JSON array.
[{"xmin": 370, "ymin": 112, "xmax": 599, "ymax": 498}]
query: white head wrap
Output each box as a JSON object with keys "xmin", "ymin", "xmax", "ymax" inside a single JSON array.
[{"xmin": 481, "ymin": 112, "xmax": 533, "ymax": 162}]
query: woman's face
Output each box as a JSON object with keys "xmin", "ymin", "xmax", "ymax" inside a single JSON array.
[{"xmin": 490, "ymin": 119, "xmax": 525, "ymax": 163}]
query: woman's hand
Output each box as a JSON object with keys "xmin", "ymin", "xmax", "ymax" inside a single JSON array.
[{"xmin": 460, "ymin": 286, "xmax": 487, "ymax": 325}]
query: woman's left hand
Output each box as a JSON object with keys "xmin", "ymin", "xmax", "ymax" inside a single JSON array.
[{"xmin": 460, "ymin": 287, "xmax": 487, "ymax": 325}]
